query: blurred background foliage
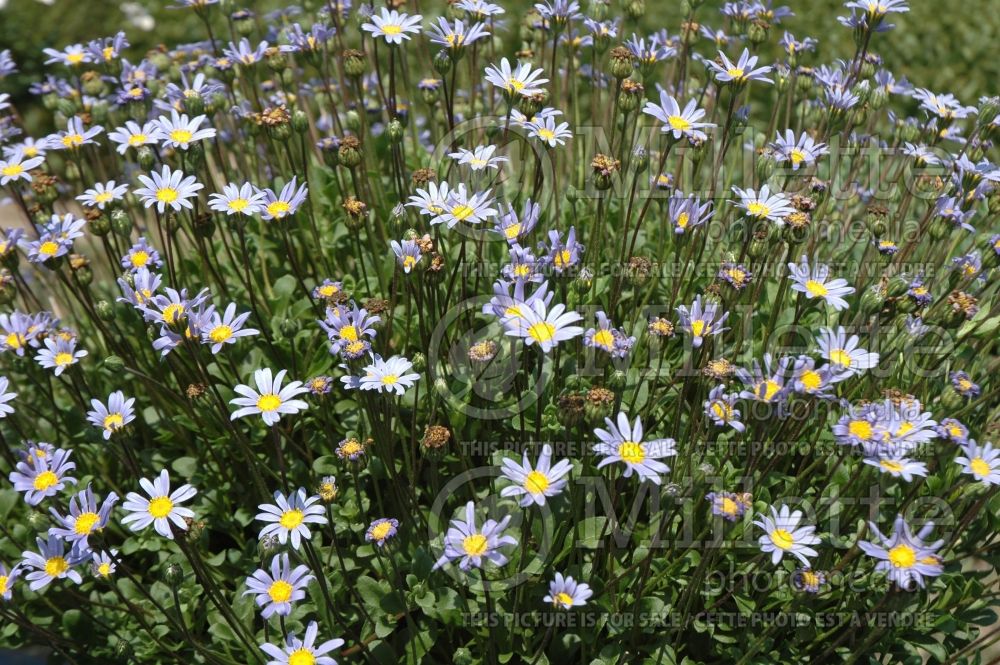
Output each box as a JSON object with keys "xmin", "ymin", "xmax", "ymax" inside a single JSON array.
[{"xmin": 0, "ymin": 0, "xmax": 997, "ymax": 123}]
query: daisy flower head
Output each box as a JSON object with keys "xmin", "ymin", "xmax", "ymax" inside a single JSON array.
[
  {"xmin": 203, "ymin": 303, "xmax": 259, "ymax": 353},
  {"xmin": 91, "ymin": 550, "xmax": 118, "ymax": 579},
  {"xmin": 449, "ymin": 144, "xmax": 508, "ymax": 172},
  {"xmin": 0, "ymin": 376, "xmax": 16, "ymax": 418},
  {"xmin": 593, "ymin": 412, "xmax": 677, "ymax": 485},
  {"xmin": 788, "ymin": 255, "xmax": 855, "ymax": 310},
  {"xmin": 584, "ymin": 310, "xmax": 635, "ymax": 359},
  {"xmin": 244, "ymin": 553, "xmax": 314, "ymax": 619},
  {"xmin": 935, "ymin": 418, "xmax": 969, "ymax": 445},
  {"xmin": 260, "ymin": 621, "xmax": 344, "ymax": 665},
  {"xmin": 732, "ymin": 184, "xmax": 796, "ymax": 224},
  {"xmin": 526, "ymin": 116, "xmax": 573, "ymax": 147},
  {"xmin": 8, "ymin": 447, "xmax": 77, "ymax": 506},
  {"xmin": 754, "ymin": 504, "xmax": 820, "ymax": 566},
  {"xmin": 135, "ymin": 165, "xmax": 204, "ymax": 214},
  {"xmin": 406, "ymin": 180, "xmax": 451, "ymax": 223},
  {"xmin": 86, "ymin": 390, "xmax": 136, "ymax": 440},
  {"xmin": 790, "ymin": 356, "xmax": 836, "ymax": 398},
  {"xmin": 541, "ymin": 226, "xmax": 584, "ymax": 273},
  {"xmin": 121, "ymin": 469, "xmax": 197, "ymax": 539},
  {"xmin": 258, "ymin": 177, "xmax": 308, "ymax": 221},
  {"xmin": 347, "ymin": 354, "xmax": 420, "ymax": 396},
  {"xmin": 43, "ymin": 44, "xmax": 92, "ymax": 67},
  {"xmin": 706, "ymin": 491, "xmax": 753, "ymax": 522},
  {"xmin": 108, "ymin": 120, "xmax": 164, "ymax": 154},
  {"xmin": 438, "ymin": 185, "xmax": 498, "ymax": 228},
  {"xmin": 156, "ymin": 110, "xmax": 216, "ymax": 150},
  {"xmin": 544, "ymin": 572, "xmax": 593, "ymax": 609},
  {"xmin": 949, "ymin": 371, "xmax": 980, "ymax": 399},
  {"xmin": 642, "ymin": 90, "xmax": 714, "ymax": 142},
  {"xmin": 858, "ymin": 514, "xmax": 943, "ymax": 590},
  {"xmin": 76, "ymin": 180, "xmax": 128, "ymax": 210},
  {"xmin": 432, "ymin": 501, "xmax": 518, "ymax": 571},
  {"xmin": 256, "ymin": 488, "xmax": 328, "ymax": 550},
  {"xmin": 48, "ymin": 484, "xmax": 119, "ymax": 554},
  {"xmin": 391, "ymin": 239, "xmax": 422, "ymax": 273},
  {"xmin": 230, "ymin": 369, "xmax": 309, "ymax": 426},
  {"xmin": 668, "ymin": 194, "xmax": 714, "ymax": 234},
  {"xmin": 709, "ymin": 48, "xmax": 774, "ymax": 86},
  {"xmin": 53, "ymin": 117, "xmax": 103, "ymax": 151},
  {"xmin": 21, "ymin": 535, "xmax": 83, "ymax": 591},
  {"xmin": 361, "ymin": 8, "xmax": 423, "ymax": 45},
  {"xmin": 428, "ymin": 17, "xmax": 490, "ymax": 53},
  {"xmin": 955, "ymin": 440, "xmax": 1000, "ymax": 486},
  {"xmin": 770, "ymin": 129, "xmax": 828, "ymax": 169},
  {"xmin": 815, "ymin": 326, "xmax": 879, "ymax": 379},
  {"xmin": 366, "ymin": 518, "xmax": 400, "ymax": 548},
  {"xmin": 319, "ymin": 303, "xmax": 379, "ymax": 356},
  {"xmin": 335, "ymin": 437, "xmax": 367, "ymax": 462},
  {"xmin": 736, "ymin": 354, "xmax": 793, "ymax": 404},
  {"xmin": 676, "ymin": 295, "xmax": 729, "ymax": 348},
  {"xmin": 502, "ymin": 297, "xmax": 583, "ymax": 353},
  {"xmin": 34, "ymin": 336, "xmax": 87, "ymax": 376},
  {"xmin": 494, "ymin": 199, "xmax": 541, "ymax": 244},
  {"xmin": 0, "ymin": 562, "xmax": 21, "ymax": 600},
  {"xmin": 223, "ymin": 38, "xmax": 269, "ymax": 66},
  {"xmin": 0, "ymin": 150, "xmax": 45, "ymax": 186},
  {"xmin": 117, "ymin": 268, "xmax": 162, "ymax": 308},
  {"xmin": 863, "ymin": 456, "xmax": 928, "ymax": 482},
  {"xmin": 791, "ymin": 568, "xmax": 826, "ymax": 593},
  {"xmin": 500, "ymin": 443, "xmax": 573, "ymax": 507},
  {"xmin": 485, "ymin": 57, "xmax": 549, "ymax": 99},
  {"xmin": 703, "ymin": 385, "xmax": 745, "ymax": 432},
  {"xmin": 121, "ymin": 237, "xmax": 161, "ymax": 272}
]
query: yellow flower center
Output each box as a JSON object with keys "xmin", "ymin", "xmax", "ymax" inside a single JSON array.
[
  {"xmin": 97, "ymin": 563, "xmax": 112, "ymax": 577},
  {"xmin": 39, "ymin": 241, "xmax": 60, "ymax": 257},
  {"xmin": 369, "ymin": 521, "xmax": 394, "ymax": 541},
  {"xmin": 896, "ymin": 422, "xmax": 914, "ymax": 436},
  {"xmin": 761, "ymin": 380, "xmax": 781, "ymax": 401},
  {"xmin": 799, "ymin": 371, "xmax": 821, "ymax": 392},
  {"xmin": 553, "ymin": 249, "xmax": 572, "ymax": 267},
  {"xmin": 62, "ymin": 134, "xmax": 84, "ymax": 148},
  {"xmin": 790, "ymin": 148, "xmax": 807, "ymax": 165},
  {"xmin": 710, "ymin": 401, "xmax": 732, "ymax": 421},
  {"xmin": 267, "ymin": 201, "xmax": 291, "ymax": 218},
  {"xmin": 879, "ymin": 459, "xmax": 904, "ymax": 473},
  {"xmin": 1, "ymin": 165, "xmax": 23, "ymax": 177},
  {"xmin": 667, "ymin": 115, "xmax": 691, "ymax": 131},
  {"xmin": 148, "ymin": 496, "xmax": 174, "ymax": 519},
  {"xmin": 591, "ymin": 329, "xmax": 615, "ymax": 350},
  {"xmin": 537, "ymin": 128, "xmax": 556, "ymax": 141},
  {"xmin": 887, "ymin": 544, "xmax": 916, "ymax": 568},
  {"xmin": 524, "ymin": 470, "xmax": 550, "ymax": 494},
  {"xmin": 156, "ymin": 187, "xmax": 179, "ymax": 204},
  {"xmin": 676, "ymin": 211, "xmax": 690, "ymax": 229},
  {"xmin": 554, "ymin": 592, "xmax": 574, "ymax": 607},
  {"xmin": 130, "ymin": 250, "xmax": 150, "ymax": 268},
  {"xmin": 719, "ymin": 497, "xmax": 738, "ymax": 515},
  {"xmin": 690, "ymin": 319, "xmax": 707, "ymax": 338},
  {"xmin": 228, "ymin": 198, "xmax": 250, "ymax": 212},
  {"xmin": 5, "ymin": 333, "xmax": 22, "ymax": 349},
  {"xmin": 451, "ymin": 204, "xmax": 474, "ymax": 221},
  {"xmin": 528, "ymin": 321, "xmax": 556, "ymax": 343},
  {"xmin": 506, "ymin": 78, "xmax": 526, "ymax": 93},
  {"xmin": 848, "ymin": 420, "xmax": 873, "ymax": 440},
  {"xmin": 829, "ymin": 349, "xmax": 851, "ymax": 367},
  {"xmin": 970, "ymin": 457, "xmax": 991, "ymax": 477},
  {"xmin": 805, "ymin": 280, "xmax": 828, "ymax": 297},
  {"xmin": 74, "ymin": 511, "xmax": 100, "ymax": 535},
  {"xmin": 0, "ymin": 575, "xmax": 8, "ymax": 594},
  {"xmin": 462, "ymin": 533, "xmax": 488, "ymax": 556},
  {"xmin": 503, "ymin": 223, "xmax": 521, "ymax": 239},
  {"xmin": 45, "ymin": 556, "xmax": 69, "ymax": 577},
  {"xmin": 209, "ymin": 325, "xmax": 233, "ymax": 343},
  {"xmin": 801, "ymin": 570, "xmax": 820, "ymax": 587},
  {"xmin": 54, "ymin": 352, "xmax": 75, "ymax": 366},
  {"xmin": 279, "ymin": 509, "xmax": 305, "ymax": 530},
  {"xmin": 103, "ymin": 413, "xmax": 124, "ymax": 431},
  {"xmin": 948, "ymin": 425, "xmax": 964, "ymax": 438},
  {"xmin": 94, "ymin": 191, "xmax": 114, "ymax": 204},
  {"xmin": 33, "ymin": 470, "xmax": 59, "ymax": 491},
  {"xmin": 268, "ymin": 579, "xmax": 294, "ymax": 603},
  {"xmin": 380, "ymin": 374, "xmax": 399, "ymax": 385},
  {"xmin": 770, "ymin": 528, "xmax": 794, "ymax": 550},
  {"xmin": 402, "ymin": 255, "xmax": 418, "ymax": 270},
  {"xmin": 746, "ymin": 202, "xmax": 771, "ymax": 218},
  {"xmin": 170, "ymin": 129, "xmax": 193, "ymax": 144},
  {"xmin": 128, "ymin": 134, "xmax": 148, "ymax": 147},
  {"xmin": 256, "ymin": 393, "xmax": 282, "ymax": 412},
  {"xmin": 382, "ymin": 24, "xmax": 403, "ymax": 36},
  {"xmin": 726, "ymin": 67, "xmax": 745, "ymax": 79},
  {"xmin": 618, "ymin": 441, "xmax": 646, "ymax": 465},
  {"xmin": 288, "ymin": 648, "xmax": 316, "ymax": 665},
  {"xmin": 162, "ymin": 303, "xmax": 184, "ymax": 325},
  {"xmin": 339, "ymin": 324, "xmax": 359, "ymax": 342}
]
